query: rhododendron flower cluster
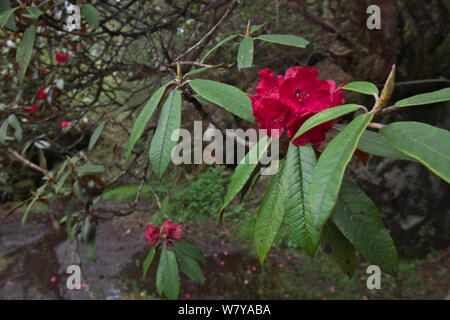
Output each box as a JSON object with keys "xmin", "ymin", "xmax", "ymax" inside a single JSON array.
[
  {"xmin": 36, "ymin": 88, "xmax": 47, "ymax": 100},
  {"xmin": 55, "ymin": 52, "xmax": 70, "ymax": 64},
  {"xmin": 144, "ymin": 221, "xmax": 183, "ymax": 247},
  {"xmin": 249, "ymin": 67, "xmax": 345, "ymax": 146},
  {"xmin": 24, "ymin": 104, "xmax": 40, "ymax": 113}
]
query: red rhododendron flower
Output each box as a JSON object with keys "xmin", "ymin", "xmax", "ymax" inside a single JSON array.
[
  {"xmin": 55, "ymin": 52, "xmax": 70, "ymax": 64},
  {"xmin": 161, "ymin": 221, "xmax": 183, "ymax": 240},
  {"xmin": 249, "ymin": 67, "xmax": 345, "ymax": 146},
  {"xmin": 24, "ymin": 104, "xmax": 40, "ymax": 113},
  {"xmin": 144, "ymin": 220, "xmax": 183, "ymax": 247},
  {"xmin": 60, "ymin": 121, "xmax": 71, "ymax": 127},
  {"xmin": 36, "ymin": 89, "xmax": 47, "ymax": 100},
  {"xmin": 144, "ymin": 225, "xmax": 161, "ymax": 247}
]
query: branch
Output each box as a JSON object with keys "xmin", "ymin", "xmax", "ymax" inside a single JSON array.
[
  {"xmin": 174, "ymin": 0, "xmax": 238, "ymax": 61},
  {"xmin": 7, "ymin": 148, "xmax": 49, "ymax": 175}
]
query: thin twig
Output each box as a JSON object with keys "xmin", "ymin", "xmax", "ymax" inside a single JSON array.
[
  {"xmin": 7, "ymin": 148, "xmax": 49, "ymax": 175},
  {"xmin": 174, "ymin": 0, "xmax": 238, "ymax": 61}
]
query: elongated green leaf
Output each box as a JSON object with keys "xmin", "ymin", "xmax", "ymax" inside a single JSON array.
[
  {"xmin": 332, "ymin": 179, "xmax": 398, "ymax": 276},
  {"xmin": 0, "ymin": 7, "xmax": 18, "ymax": 28},
  {"xmin": 220, "ymin": 136, "xmax": 271, "ymax": 221},
  {"xmin": 255, "ymin": 34, "xmax": 309, "ymax": 48},
  {"xmin": 335, "ymin": 124, "xmax": 413, "ymax": 161},
  {"xmin": 189, "ymin": 79, "xmax": 254, "ymax": 122},
  {"xmin": 340, "ymin": 82, "xmax": 379, "ymax": 96},
  {"xmin": 0, "ymin": 119, "xmax": 8, "ymax": 144},
  {"xmin": 21, "ymin": 196, "xmax": 38, "ymax": 224},
  {"xmin": 16, "ymin": 25, "xmax": 36, "ymax": 82},
  {"xmin": 8, "ymin": 114, "xmax": 22, "ymax": 142},
  {"xmin": 200, "ymin": 34, "xmax": 238, "ymax": 63},
  {"xmin": 0, "ymin": 0, "xmax": 16, "ymax": 30},
  {"xmin": 282, "ymin": 144, "xmax": 318, "ymax": 255},
  {"xmin": 149, "ymin": 90, "xmax": 182, "ymax": 179},
  {"xmin": 395, "ymin": 88, "xmax": 450, "ymax": 107},
  {"xmin": 88, "ymin": 121, "xmax": 106, "ymax": 150},
  {"xmin": 125, "ymin": 84, "xmax": 169, "ymax": 159},
  {"xmin": 27, "ymin": 6, "xmax": 43, "ymax": 19},
  {"xmin": 254, "ymin": 165, "xmax": 285, "ymax": 264},
  {"xmin": 293, "ymin": 104, "xmax": 362, "ymax": 140},
  {"xmin": 156, "ymin": 248, "xmax": 180, "ymax": 300},
  {"xmin": 237, "ymin": 36, "xmax": 254, "ymax": 69},
  {"xmin": 308, "ymin": 113, "xmax": 374, "ymax": 253},
  {"xmin": 358, "ymin": 129, "xmax": 413, "ymax": 160},
  {"xmin": 176, "ymin": 251, "xmax": 204, "ymax": 285},
  {"xmin": 77, "ymin": 163, "xmax": 105, "ymax": 176},
  {"xmin": 320, "ymin": 220, "xmax": 356, "ymax": 278},
  {"xmin": 81, "ymin": 4, "xmax": 100, "ymax": 28},
  {"xmin": 173, "ymin": 241, "xmax": 204, "ymax": 261},
  {"xmin": 380, "ymin": 122, "xmax": 450, "ymax": 183},
  {"xmin": 250, "ymin": 22, "xmax": 269, "ymax": 34},
  {"xmin": 142, "ymin": 247, "xmax": 156, "ymax": 278}
]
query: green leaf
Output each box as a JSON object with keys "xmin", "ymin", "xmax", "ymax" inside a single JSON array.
[
  {"xmin": 335, "ymin": 124, "xmax": 413, "ymax": 161},
  {"xmin": 8, "ymin": 114, "xmax": 22, "ymax": 142},
  {"xmin": 176, "ymin": 251, "xmax": 204, "ymax": 285},
  {"xmin": 358, "ymin": 129, "xmax": 413, "ymax": 160},
  {"xmin": 255, "ymin": 34, "xmax": 309, "ymax": 48},
  {"xmin": 340, "ymin": 82, "xmax": 379, "ymax": 96},
  {"xmin": 380, "ymin": 122, "xmax": 450, "ymax": 183},
  {"xmin": 332, "ymin": 179, "xmax": 398, "ymax": 276},
  {"xmin": 293, "ymin": 104, "xmax": 363, "ymax": 140},
  {"xmin": 81, "ymin": 4, "xmax": 100, "ymax": 28},
  {"xmin": 254, "ymin": 166, "xmax": 285, "ymax": 264},
  {"xmin": 156, "ymin": 248, "xmax": 180, "ymax": 300},
  {"xmin": 308, "ymin": 113, "xmax": 374, "ymax": 253},
  {"xmin": 72, "ymin": 181, "xmax": 87, "ymax": 202},
  {"xmin": 237, "ymin": 36, "xmax": 254, "ymax": 69},
  {"xmin": 77, "ymin": 163, "xmax": 105, "ymax": 176},
  {"xmin": 142, "ymin": 247, "xmax": 156, "ymax": 278},
  {"xmin": 200, "ymin": 34, "xmax": 238, "ymax": 63},
  {"xmin": 125, "ymin": 84, "xmax": 169, "ymax": 159},
  {"xmin": 282, "ymin": 144, "xmax": 318, "ymax": 255},
  {"xmin": 219, "ymin": 136, "xmax": 271, "ymax": 221},
  {"xmin": 189, "ymin": 79, "xmax": 254, "ymax": 122},
  {"xmin": 27, "ymin": 6, "xmax": 43, "ymax": 19},
  {"xmin": 173, "ymin": 241, "xmax": 204, "ymax": 261},
  {"xmin": 0, "ymin": 7, "xmax": 18, "ymax": 28},
  {"xmin": 395, "ymin": 88, "xmax": 450, "ymax": 107},
  {"xmin": 21, "ymin": 196, "xmax": 38, "ymax": 224},
  {"xmin": 16, "ymin": 25, "xmax": 36, "ymax": 83},
  {"xmin": 149, "ymin": 90, "xmax": 182, "ymax": 179},
  {"xmin": 88, "ymin": 121, "xmax": 106, "ymax": 151},
  {"xmin": 320, "ymin": 220, "xmax": 356, "ymax": 278},
  {"xmin": 250, "ymin": 22, "xmax": 269, "ymax": 34},
  {"xmin": 0, "ymin": 119, "xmax": 8, "ymax": 144}
]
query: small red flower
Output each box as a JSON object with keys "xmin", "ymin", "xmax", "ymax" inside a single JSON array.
[
  {"xmin": 60, "ymin": 121, "xmax": 71, "ymax": 128},
  {"xmin": 37, "ymin": 67, "xmax": 48, "ymax": 73},
  {"xmin": 144, "ymin": 220, "xmax": 183, "ymax": 247},
  {"xmin": 71, "ymin": 42, "xmax": 85, "ymax": 52},
  {"xmin": 24, "ymin": 104, "xmax": 40, "ymax": 113},
  {"xmin": 249, "ymin": 67, "xmax": 345, "ymax": 146},
  {"xmin": 55, "ymin": 52, "xmax": 70, "ymax": 64},
  {"xmin": 36, "ymin": 89, "xmax": 47, "ymax": 100}
]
